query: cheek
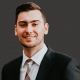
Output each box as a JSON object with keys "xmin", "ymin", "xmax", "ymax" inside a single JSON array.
[
  {"xmin": 17, "ymin": 28, "xmax": 25, "ymax": 36},
  {"xmin": 36, "ymin": 28, "xmax": 45, "ymax": 37}
]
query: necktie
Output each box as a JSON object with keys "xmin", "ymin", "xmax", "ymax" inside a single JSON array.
[{"xmin": 25, "ymin": 59, "xmax": 33, "ymax": 80}]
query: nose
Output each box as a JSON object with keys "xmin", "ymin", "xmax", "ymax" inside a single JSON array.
[{"xmin": 25, "ymin": 24, "xmax": 33, "ymax": 34}]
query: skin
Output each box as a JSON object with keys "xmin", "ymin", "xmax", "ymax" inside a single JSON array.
[{"xmin": 15, "ymin": 10, "xmax": 49, "ymax": 58}]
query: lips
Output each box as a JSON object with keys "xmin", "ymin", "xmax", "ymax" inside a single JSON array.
[
  {"xmin": 23, "ymin": 34, "xmax": 34, "ymax": 37},
  {"xmin": 26, "ymin": 37, "xmax": 34, "ymax": 38},
  {"xmin": 22, "ymin": 33, "xmax": 37, "ymax": 39}
]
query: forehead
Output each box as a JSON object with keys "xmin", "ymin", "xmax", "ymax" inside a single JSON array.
[{"xmin": 17, "ymin": 10, "xmax": 43, "ymax": 22}]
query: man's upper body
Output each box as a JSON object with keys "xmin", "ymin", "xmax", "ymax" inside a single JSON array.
[
  {"xmin": 1, "ymin": 44, "xmax": 80, "ymax": 80},
  {"xmin": 1, "ymin": 2, "xmax": 80, "ymax": 80}
]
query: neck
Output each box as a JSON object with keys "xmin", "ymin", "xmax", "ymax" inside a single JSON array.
[{"xmin": 23, "ymin": 43, "xmax": 44, "ymax": 58}]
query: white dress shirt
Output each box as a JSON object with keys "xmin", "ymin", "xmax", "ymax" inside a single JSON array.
[{"xmin": 20, "ymin": 44, "xmax": 48, "ymax": 80}]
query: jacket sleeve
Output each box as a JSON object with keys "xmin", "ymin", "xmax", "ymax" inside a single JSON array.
[{"xmin": 63, "ymin": 59, "xmax": 80, "ymax": 80}]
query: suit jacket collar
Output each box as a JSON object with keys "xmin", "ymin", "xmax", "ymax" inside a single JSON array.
[
  {"xmin": 36, "ymin": 46, "xmax": 55, "ymax": 80},
  {"xmin": 12, "ymin": 56, "xmax": 23, "ymax": 80}
]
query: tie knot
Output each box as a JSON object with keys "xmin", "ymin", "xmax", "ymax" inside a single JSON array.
[
  {"xmin": 27, "ymin": 59, "xmax": 34, "ymax": 65},
  {"xmin": 27, "ymin": 59, "xmax": 32, "ymax": 62}
]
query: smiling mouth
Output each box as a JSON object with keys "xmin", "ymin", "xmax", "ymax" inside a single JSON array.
[
  {"xmin": 24, "ymin": 36, "xmax": 35, "ymax": 39},
  {"xmin": 23, "ymin": 34, "xmax": 36, "ymax": 39},
  {"xmin": 26, "ymin": 37, "xmax": 34, "ymax": 38}
]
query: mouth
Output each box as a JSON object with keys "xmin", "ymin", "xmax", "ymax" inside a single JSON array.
[
  {"xmin": 26, "ymin": 37, "xmax": 34, "ymax": 39},
  {"xmin": 22, "ymin": 34, "xmax": 36, "ymax": 39},
  {"xmin": 24, "ymin": 37, "xmax": 35, "ymax": 42},
  {"xmin": 24, "ymin": 36, "xmax": 35, "ymax": 39}
]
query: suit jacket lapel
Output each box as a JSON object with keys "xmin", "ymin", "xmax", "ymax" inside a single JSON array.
[
  {"xmin": 36, "ymin": 46, "xmax": 55, "ymax": 80},
  {"xmin": 12, "ymin": 56, "xmax": 22, "ymax": 80}
]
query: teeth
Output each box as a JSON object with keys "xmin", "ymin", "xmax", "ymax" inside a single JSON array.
[{"xmin": 27, "ymin": 37, "xmax": 32, "ymax": 38}]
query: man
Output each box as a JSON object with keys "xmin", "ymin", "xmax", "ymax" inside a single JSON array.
[{"xmin": 1, "ymin": 2, "xmax": 80, "ymax": 80}]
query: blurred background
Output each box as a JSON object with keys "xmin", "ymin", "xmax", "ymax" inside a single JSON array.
[{"xmin": 0, "ymin": 0, "xmax": 80, "ymax": 78}]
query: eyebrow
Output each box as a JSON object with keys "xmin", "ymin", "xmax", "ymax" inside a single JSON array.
[
  {"xmin": 18, "ymin": 20, "xmax": 40, "ymax": 23},
  {"xmin": 30, "ymin": 20, "xmax": 40, "ymax": 23}
]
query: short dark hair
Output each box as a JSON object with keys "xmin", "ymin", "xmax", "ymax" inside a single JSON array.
[{"xmin": 15, "ymin": 2, "xmax": 46, "ymax": 25}]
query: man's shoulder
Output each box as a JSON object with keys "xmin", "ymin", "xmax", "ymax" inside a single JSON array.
[
  {"xmin": 47, "ymin": 46, "xmax": 75, "ymax": 62},
  {"xmin": 47, "ymin": 46, "xmax": 78, "ymax": 65},
  {"xmin": 55, "ymin": 52, "xmax": 73, "ymax": 60},
  {"xmin": 3, "ymin": 56, "xmax": 22, "ymax": 70},
  {"xmin": 49, "ymin": 49, "xmax": 80, "ymax": 69},
  {"xmin": 52, "ymin": 50, "xmax": 79, "ymax": 69}
]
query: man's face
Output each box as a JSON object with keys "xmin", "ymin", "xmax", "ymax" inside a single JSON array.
[{"xmin": 15, "ymin": 10, "xmax": 49, "ymax": 48}]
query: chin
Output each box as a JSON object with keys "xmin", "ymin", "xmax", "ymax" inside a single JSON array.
[{"xmin": 21, "ymin": 43, "xmax": 36, "ymax": 48}]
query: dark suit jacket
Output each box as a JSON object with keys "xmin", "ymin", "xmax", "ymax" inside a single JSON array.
[{"xmin": 1, "ymin": 46, "xmax": 80, "ymax": 80}]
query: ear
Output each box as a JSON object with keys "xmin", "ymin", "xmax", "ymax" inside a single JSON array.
[
  {"xmin": 15, "ymin": 25, "xmax": 18, "ymax": 36},
  {"xmin": 44, "ymin": 23, "xmax": 49, "ymax": 35}
]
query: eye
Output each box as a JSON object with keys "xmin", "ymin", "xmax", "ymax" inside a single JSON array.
[
  {"xmin": 33, "ymin": 23, "xmax": 38, "ymax": 26},
  {"xmin": 20, "ymin": 24, "xmax": 27, "ymax": 27}
]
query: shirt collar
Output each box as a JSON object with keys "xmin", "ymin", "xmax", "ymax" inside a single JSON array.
[{"xmin": 22, "ymin": 43, "xmax": 48, "ymax": 67}]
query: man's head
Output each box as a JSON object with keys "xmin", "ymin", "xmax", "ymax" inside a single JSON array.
[
  {"xmin": 15, "ymin": 2, "xmax": 49, "ymax": 48},
  {"xmin": 15, "ymin": 2, "xmax": 46, "ymax": 25}
]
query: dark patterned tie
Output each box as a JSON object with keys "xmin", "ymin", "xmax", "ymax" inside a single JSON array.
[{"xmin": 25, "ymin": 59, "xmax": 33, "ymax": 80}]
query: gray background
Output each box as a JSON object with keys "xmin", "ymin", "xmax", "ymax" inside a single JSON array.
[{"xmin": 0, "ymin": 0, "xmax": 80, "ymax": 78}]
